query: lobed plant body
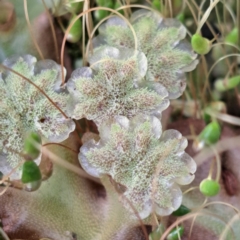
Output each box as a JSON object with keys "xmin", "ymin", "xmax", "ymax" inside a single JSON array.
[
  {"xmin": 80, "ymin": 115, "xmax": 196, "ymax": 218},
  {"xmin": 0, "ymin": 9, "xmax": 197, "ymax": 217},
  {"xmin": 67, "ymin": 46, "xmax": 169, "ymax": 125},
  {"xmin": 93, "ymin": 10, "xmax": 199, "ymax": 99},
  {"xmin": 66, "ymin": 9, "xmax": 198, "ymax": 219},
  {"xmin": 0, "ymin": 55, "xmax": 75, "ymax": 173}
]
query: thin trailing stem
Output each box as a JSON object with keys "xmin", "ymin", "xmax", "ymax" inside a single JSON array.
[
  {"xmin": 195, "ymin": 135, "xmax": 240, "ymax": 167},
  {"xmin": 41, "ymin": 0, "xmax": 59, "ymax": 62},
  {"xmin": 196, "ymin": 0, "xmax": 220, "ymax": 34},
  {"xmin": 23, "ymin": 0, "xmax": 44, "ymax": 60},
  {"xmin": 0, "ymin": 227, "xmax": 10, "ymax": 240},
  {"xmin": 85, "ymin": 4, "xmax": 158, "ymax": 58},
  {"xmin": 42, "ymin": 143, "xmax": 79, "ymax": 154},
  {"xmin": 120, "ymin": 194, "xmax": 149, "ymax": 240},
  {"xmin": 238, "ymin": 0, "xmax": 240, "ymax": 48}
]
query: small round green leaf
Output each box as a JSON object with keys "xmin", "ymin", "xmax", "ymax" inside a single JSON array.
[
  {"xmin": 114, "ymin": 2, "xmax": 124, "ymax": 15},
  {"xmin": 152, "ymin": 0, "xmax": 161, "ymax": 11},
  {"xmin": 24, "ymin": 132, "xmax": 41, "ymax": 160},
  {"xmin": 198, "ymin": 121, "xmax": 221, "ymax": 146},
  {"xmin": 94, "ymin": 1, "xmax": 114, "ymax": 21},
  {"xmin": 203, "ymin": 102, "xmax": 226, "ymax": 124},
  {"xmin": 21, "ymin": 161, "xmax": 42, "ymax": 184},
  {"xmin": 167, "ymin": 226, "xmax": 184, "ymax": 240},
  {"xmin": 191, "ymin": 34, "xmax": 211, "ymax": 55},
  {"xmin": 225, "ymin": 27, "xmax": 238, "ymax": 45},
  {"xmin": 149, "ymin": 224, "xmax": 165, "ymax": 240},
  {"xmin": 215, "ymin": 75, "xmax": 240, "ymax": 92},
  {"xmin": 67, "ymin": 15, "xmax": 82, "ymax": 43},
  {"xmin": 176, "ymin": 13, "xmax": 185, "ymax": 23},
  {"xmin": 203, "ymin": 107, "xmax": 212, "ymax": 124},
  {"xmin": 172, "ymin": 204, "xmax": 191, "ymax": 216},
  {"xmin": 200, "ymin": 179, "xmax": 220, "ymax": 197},
  {"xmin": 66, "ymin": 1, "xmax": 83, "ymax": 14}
]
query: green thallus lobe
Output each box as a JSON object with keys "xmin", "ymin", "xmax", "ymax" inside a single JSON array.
[
  {"xmin": 92, "ymin": 9, "xmax": 198, "ymax": 99},
  {"xmin": 67, "ymin": 46, "xmax": 169, "ymax": 125},
  {"xmin": 0, "ymin": 10, "xmax": 198, "ymax": 219},
  {"xmin": 0, "ymin": 55, "xmax": 75, "ymax": 172},
  {"xmin": 79, "ymin": 115, "xmax": 196, "ymax": 218},
  {"xmin": 73, "ymin": 10, "xmax": 198, "ymax": 218}
]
